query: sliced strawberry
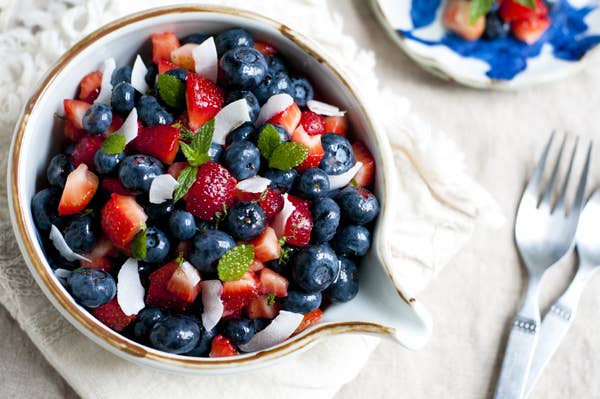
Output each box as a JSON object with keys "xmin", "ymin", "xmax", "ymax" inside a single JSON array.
[
  {"xmin": 157, "ymin": 58, "xmax": 180, "ymax": 74},
  {"xmin": 58, "ymin": 164, "xmax": 98, "ymax": 216},
  {"xmin": 167, "ymin": 161, "xmax": 189, "ymax": 180},
  {"xmin": 64, "ymin": 120, "xmax": 84, "ymax": 142},
  {"xmin": 442, "ymin": 0, "xmax": 485, "ymax": 41},
  {"xmin": 80, "ymin": 237, "xmax": 116, "ymax": 272},
  {"xmin": 101, "ymin": 194, "xmax": 147, "ymax": 247},
  {"xmin": 323, "ymin": 115, "xmax": 347, "ymax": 136},
  {"xmin": 258, "ymin": 268, "xmax": 288, "ymax": 297},
  {"xmin": 254, "ymin": 41, "xmax": 278, "ymax": 56},
  {"xmin": 132, "ymin": 125, "xmax": 180, "ymax": 164},
  {"xmin": 90, "ymin": 297, "xmax": 136, "ymax": 332},
  {"xmin": 186, "ymin": 72, "xmax": 224, "ymax": 130},
  {"xmin": 512, "ymin": 15, "xmax": 551, "ymax": 44},
  {"xmin": 171, "ymin": 43, "xmax": 197, "ymax": 70},
  {"xmin": 101, "ymin": 177, "xmax": 139, "ymax": 196},
  {"xmin": 294, "ymin": 308, "xmax": 323, "ymax": 334},
  {"xmin": 251, "ymin": 226, "xmax": 281, "ymax": 263},
  {"xmin": 146, "ymin": 261, "xmax": 193, "ymax": 312},
  {"xmin": 246, "ymin": 294, "xmax": 280, "ymax": 319},
  {"xmin": 166, "ymin": 262, "xmax": 202, "ymax": 303},
  {"xmin": 209, "ymin": 334, "xmax": 239, "ymax": 357},
  {"xmin": 103, "ymin": 113, "xmax": 124, "ymax": 136},
  {"xmin": 352, "ymin": 141, "xmax": 376, "ymax": 187},
  {"xmin": 300, "ymin": 110, "xmax": 325, "ymax": 136},
  {"xmin": 284, "ymin": 195, "xmax": 313, "ymax": 247},
  {"xmin": 221, "ymin": 271, "xmax": 259, "ymax": 316},
  {"xmin": 249, "ymin": 259, "xmax": 266, "ymax": 272},
  {"xmin": 78, "ymin": 71, "xmax": 102, "ymax": 103},
  {"xmin": 64, "ymin": 99, "xmax": 91, "ymax": 130},
  {"xmin": 185, "ymin": 161, "xmax": 236, "ymax": 221},
  {"xmin": 291, "ymin": 125, "xmax": 324, "ymax": 172},
  {"xmin": 151, "ymin": 32, "xmax": 180, "ymax": 64},
  {"xmin": 267, "ymin": 102, "xmax": 301, "ymax": 134},
  {"xmin": 236, "ymin": 188, "xmax": 283, "ymax": 220},
  {"xmin": 500, "ymin": 0, "xmax": 547, "ymax": 22},
  {"xmin": 71, "ymin": 135, "xmax": 104, "ymax": 170}
]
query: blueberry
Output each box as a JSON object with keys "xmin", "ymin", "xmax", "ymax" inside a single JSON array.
[
  {"xmin": 138, "ymin": 261, "xmax": 158, "ymax": 282},
  {"xmin": 82, "ymin": 103, "xmax": 112, "ymax": 134},
  {"xmin": 145, "ymin": 200, "xmax": 174, "ymax": 226},
  {"xmin": 111, "ymin": 65, "xmax": 132, "ymax": 85},
  {"xmin": 253, "ymin": 71, "xmax": 294, "ymax": 104},
  {"xmin": 182, "ymin": 32, "xmax": 210, "ymax": 45},
  {"xmin": 215, "ymin": 28, "xmax": 254, "ymax": 56},
  {"xmin": 94, "ymin": 149, "xmax": 125, "ymax": 175},
  {"xmin": 221, "ymin": 318, "xmax": 256, "ymax": 345},
  {"xmin": 226, "ymin": 202, "xmax": 266, "ymax": 241},
  {"xmin": 169, "ymin": 210, "xmax": 196, "ymax": 240},
  {"xmin": 209, "ymin": 143, "xmax": 223, "ymax": 162},
  {"xmin": 118, "ymin": 154, "xmax": 163, "ymax": 192},
  {"xmin": 484, "ymin": 12, "xmax": 510, "ymax": 40},
  {"xmin": 266, "ymin": 247, "xmax": 297, "ymax": 277},
  {"xmin": 297, "ymin": 168, "xmax": 330, "ymax": 199},
  {"xmin": 136, "ymin": 95, "xmax": 174, "ymax": 126},
  {"xmin": 134, "ymin": 307, "xmax": 166, "ymax": 341},
  {"xmin": 291, "ymin": 77, "xmax": 314, "ymax": 108},
  {"xmin": 220, "ymin": 47, "xmax": 267, "ymax": 90},
  {"xmin": 225, "ymin": 90, "xmax": 260, "ymax": 122},
  {"xmin": 31, "ymin": 187, "xmax": 61, "ymax": 231},
  {"xmin": 292, "ymin": 244, "xmax": 339, "ymax": 292},
  {"xmin": 142, "ymin": 227, "xmax": 170, "ymax": 264},
  {"xmin": 223, "ymin": 140, "xmax": 261, "ymax": 180},
  {"xmin": 149, "ymin": 315, "xmax": 200, "ymax": 354},
  {"xmin": 319, "ymin": 134, "xmax": 355, "ymax": 175},
  {"xmin": 62, "ymin": 215, "xmax": 96, "ymax": 253},
  {"xmin": 263, "ymin": 168, "xmax": 298, "ymax": 193},
  {"xmin": 185, "ymin": 324, "xmax": 216, "ymax": 357},
  {"xmin": 67, "ymin": 267, "xmax": 116, "ymax": 308},
  {"xmin": 331, "ymin": 225, "xmax": 371, "ymax": 257},
  {"xmin": 46, "ymin": 154, "xmax": 73, "ymax": 188},
  {"xmin": 326, "ymin": 256, "xmax": 358, "ymax": 303},
  {"xmin": 111, "ymin": 82, "xmax": 136, "ymax": 114},
  {"xmin": 165, "ymin": 68, "xmax": 188, "ymax": 81},
  {"xmin": 145, "ymin": 63, "xmax": 158, "ymax": 87},
  {"xmin": 280, "ymin": 290, "xmax": 322, "ymax": 314},
  {"xmin": 225, "ymin": 122, "xmax": 257, "ymax": 146},
  {"xmin": 189, "ymin": 230, "xmax": 236, "ymax": 272},
  {"xmin": 255, "ymin": 123, "xmax": 289, "ymax": 143},
  {"xmin": 253, "ymin": 318, "xmax": 270, "ymax": 332},
  {"xmin": 266, "ymin": 54, "xmax": 287, "ymax": 74},
  {"xmin": 336, "ymin": 187, "xmax": 380, "ymax": 225},
  {"xmin": 311, "ymin": 197, "xmax": 340, "ymax": 243}
]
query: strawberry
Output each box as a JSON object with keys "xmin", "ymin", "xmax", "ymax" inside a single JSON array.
[
  {"xmin": 151, "ymin": 32, "xmax": 180, "ymax": 64},
  {"xmin": 157, "ymin": 58, "xmax": 180, "ymax": 74},
  {"xmin": 249, "ymin": 259, "xmax": 266, "ymax": 272},
  {"xmin": 251, "ymin": 226, "xmax": 281, "ymax": 263},
  {"xmin": 71, "ymin": 135, "xmax": 104, "ymax": 170},
  {"xmin": 185, "ymin": 162, "xmax": 237, "ymax": 221},
  {"xmin": 291, "ymin": 125, "xmax": 324, "ymax": 172},
  {"xmin": 267, "ymin": 102, "xmax": 301, "ymax": 134},
  {"xmin": 236, "ymin": 188, "xmax": 283, "ymax": 219},
  {"xmin": 500, "ymin": 0, "xmax": 547, "ymax": 22},
  {"xmin": 166, "ymin": 262, "xmax": 202, "ymax": 303},
  {"xmin": 80, "ymin": 237, "xmax": 117, "ymax": 272},
  {"xmin": 103, "ymin": 113, "xmax": 124, "ymax": 136},
  {"xmin": 442, "ymin": 0, "xmax": 485, "ymax": 41},
  {"xmin": 101, "ymin": 177, "xmax": 139, "ymax": 196},
  {"xmin": 258, "ymin": 268, "xmax": 288, "ymax": 297},
  {"xmin": 221, "ymin": 271, "xmax": 259, "ymax": 316},
  {"xmin": 352, "ymin": 141, "xmax": 375, "ymax": 187},
  {"xmin": 171, "ymin": 43, "xmax": 197, "ymax": 70},
  {"xmin": 64, "ymin": 120, "xmax": 84, "ymax": 142},
  {"xmin": 209, "ymin": 334, "xmax": 239, "ymax": 357},
  {"xmin": 284, "ymin": 195, "xmax": 313, "ymax": 247},
  {"xmin": 254, "ymin": 41, "xmax": 278, "ymax": 56},
  {"xmin": 294, "ymin": 308, "xmax": 323, "ymax": 334},
  {"xmin": 90, "ymin": 298, "xmax": 136, "ymax": 332},
  {"xmin": 132, "ymin": 125, "xmax": 180, "ymax": 164},
  {"xmin": 78, "ymin": 71, "xmax": 102, "ymax": 103},
  {"xmin": 64, "ymin": 99, "xmax": 91, "ymax": 130},
  {"xmin": 186, "ymin": 72, "xmax": 224, "ymax": 130},
  {"xmin": 323, "ymin": 115, "xmax": 347, "ymax": 136},
  {"xmin": 101, "ymin": 194, "xmax": 147, "ymax": 247},
  {"xmin": 300, "ymin": 110, "xmax": 325, "ymax": 136},
  {"xmin": 511, "ymin": 15, "xmax": 551, "ymax": 44},
  {"xmin": 246, "ymin": 294, "xmax": 279, "ymax": 319},
  {"xmin": 58, "ymin": 164, "xmax": 98, "ymax": 216},
  {"xmin": 167, "ymin": 161, "xmax": 189, "ymax": 180},
  {"xmin": 146, "ymin": 261, "xmax": 193, "ymax": 312}
]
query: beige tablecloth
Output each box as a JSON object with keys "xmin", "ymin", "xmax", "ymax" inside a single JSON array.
[{"xmin": 2, "ymin": 0, "xmax": 600, "ymax": 398}]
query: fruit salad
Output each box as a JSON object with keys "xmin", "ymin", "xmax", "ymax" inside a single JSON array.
[{"xmin": 31, "ymin": 28, "xmax": 380, "ymax": 357}]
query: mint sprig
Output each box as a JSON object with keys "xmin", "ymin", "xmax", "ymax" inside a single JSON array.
[
  {"xmin": 131, "ymin": 229, "xmax": 147, "ymax": 260},
  {"xmin": 217, "ymin": 244, "xmax": 255, "ymax": 281},
  {"xmin": 269, "ymin": 142, "xmax": 308, "ymax": 170},
  {"xmin": 173, "ymin": 165, "xmax": 198, "ymax": 203},
  {"xmin": 257, "ymin": 124, "xmax": 282, "ymax": 159},
  {"xmin": 180, "ymin": 119, "xmax": 214, "ymax": 167},
  {"xmin": 157, "ymin": 74, "xmax": 185, "ymax": 108},
  {"xmin": 102, "ymin": 133, "xmax": 126, "ymax": 154},
  {"xmin": 470, "ymin": 0, "xmax": 535, "ymax": 23}
]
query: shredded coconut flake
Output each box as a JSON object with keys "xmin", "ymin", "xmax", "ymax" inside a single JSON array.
[{"xmin": 116, "ymin": 258, "xmax": 145, "ymax": 316}]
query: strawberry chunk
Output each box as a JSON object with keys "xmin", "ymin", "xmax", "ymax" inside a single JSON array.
[
  {"xmin": 151, "ymin": 32, "xmax": 180, "ymax": 64},
  {"xmin": 64, "ymin": 120, "xmax": 84, "ymax": 142},
  {"xmin": 267, "ymin": 102, "xmax": 301, "ymax": 134},
  {"xmin": 246, "ymin": 294, "xmax": 280, "ymax": 319},
  {"xmin": 323, "ymin": 116, "xmax": 347, "ymax": 136},
  {"xmin": 443, "ymin": 0, "xmax": 485, "ymax": 41},
  {"xmin": 284, "ymin": 195, "xmax": 313, "ymax": 247},
  {"xmin": 80, "ymin": 237, "xmax": 117, "ymax": 272},
  {"xmin": 300, "ymin": 110, "xmax": 325, "ymax": 136},
  {"xmin": 186, "ymin": 72, "xmax": 224, "ymax": 130},
  {"xmin": 91, "ymin": 298, "xmax": 136, "ymax": 332},
  {"xmin": 71, "ymin": 135, "xmax": 104, "ymax": 170},
  {"xmin": 254, "ymin": 41, "xmax": 278, "ymax": 56},
  {"xmin": 101, "ymin": 177, "xmax": 138, "ymax": 196},
  {"xmin": 64, "ymin": 99, "xmax": 91, "ymax": 130},
  {"xmin": 251, "ymin": 226, "xmax": 281, "ymax": 263},
  {"xmin": 185, "ymin": 162, "xmax": 236, "ymax": 221},
  {"xmin": 157, "ymin": 58, "xmax": 180, "ymax": 74},
  {"xmin": 103, "ymin": 113, "xmax": 124, "ymax": 136},
  {"xmin": 294, "ymin": 308, "xmax": 323, "ymax": 334},
  {"xmin": 146, "ymin": 261, "xmax": 193, "ymax": 312},
  {"xmin": 511, "ymin": 15, "xmax": 551, "ymax": 44},
  {"xmin": 166, "ymin": 262, "xmax": 202, "ymax": 303},
  {"xmin": 171, "ymin": 43, "xmax": 197, "ymax": 70},
  {"xmin": 249, "ymin": 259, "xmax": 266, "ymax": 272},
  {"xmin": 258, "ymin": 268, "xmax": 288, "ymax": 297},
  {"xmin": 210, "ymin": 334, "xmax": 239, "ymax": 357},
  {"xmin": 221, "ymin": 271, "xmax": 259, "ymax": 317},
  {"xmin": 78, "ymin": 71, "xmax": 102, "ymax": 103},
  {"xmin": 500, "ymin": 0, "xmax": 547, "ymax": 22},
  {"xmin": 58, "ymin": 164, "xmax": 98, "ymax": 216},
  {"xmin": 167, "ymin": 161, "xmax": 189, "ymax": 180},
  {"xmin": 291, "ymin": 125, "xmax": 324, "ymax": 172},
  {"xmin": 236, "ymin": 188, "xmax": 283, "ymax": 220},
  {"xmin": 101, "ymin": 194, "xmax": 147, "ymax": 247},
  {"xmin": 352, "ymin": 141, "xmax": 375, "ymax": 187},
  {"xmin": 132, "ymin": 125, "xmax": 180, "ymax": 164}
]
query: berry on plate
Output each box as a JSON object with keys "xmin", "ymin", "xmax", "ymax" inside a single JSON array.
[
  {"xmin": 186, "ymin": 72, "xmax": 225, "ymax": 130},
  {"xmin": 58, "ymin": 163, "xmax": 99, "ymax": 216},
  {"xmin": 511, "ymin": 14, "xmax": 551, "ymax": 44},
  {"xmin": 91, "ymin": 297, "xmax": 136, "ymax": 332},
  {"xmin": 71, "ymin": 135, "xmax": 104, "ymax": 170},
  {"xmin": 258, "ymin": 267, "xmax": 289, "ymax": 297},
  {"xmin": 323, "ymin": 115, "xmax": 347, "ymax": 136},
  {"xmin": 132, "ymin": 125, "xmax": 180, "ymax": 164},
  {"xmin": 291, "ymin": 125, "xmax": 324, "ymax": 172},
  {"xmin": 146, "ymin": 260, "xmax": 194, "ymax": 312},
  {"xmin": 209, "ymin": 334, "xmax": 239, "ymax": 357},
  {"xmin": 267, "ymin": 102, "xmax": 301, "ymax": 134},
  {"xmin": 351, "ymin": 141, "xmax": 375, "ymax": 187},
  {"xmin": 221, "ymin": 271, "xmax": 260, "ymax": 317},
  {"xmin": 280, "ymin": 290, "xmax": 321, "ymax": 314},
  {"xmin": 499, "ymin": 0, "xmax": 548, "ymax": 22},
  {"xmin": 443, "ymin": 0, "xmax": 486, "ymax": 41},
  {"xmin": 149, "ymin": 315, "xmax": 200, "ymax": 354},
  {"xmin": 299, "ymin": 110, "xmax": 325, "ymax": 136},
  {"xmin": 251, "ymin": 226, "xmax": 281, "ymax": 262},
  {"xmin": 79, "ymin": 71, "xmax": 102, "ymax": 103},
  {"xmin": 167, "ymin": 261, "xmax": 202, "ymax": 303},
  {"xmin": 294, "ymin": 308, "xmax": 323, "ymax": 334},
  {"xmin": 151, "ymin": 32, "xmax": 180, "ymax": 63},
  {"xmin": 100, "ymin": 193, "xmax": 147, "ymax": 247},
  {"xmin": 67, "ymin": 267, "xmax": 116, "ymax": 308},
  {"xmin": 245, "ymin": 294, "xmax": 280, "ymax": 319},
  {"xmin": 64, "ymin": 99, "xmax": 91, "ymax": 130},
  {"xmin": 185, "ymin": 161, "xmax": 237, "ymax": 221}
]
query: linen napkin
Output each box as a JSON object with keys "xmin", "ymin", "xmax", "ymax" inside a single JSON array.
[{"xmin": 0, "ymin": 0, "xmax": 503, "ymax": 398}]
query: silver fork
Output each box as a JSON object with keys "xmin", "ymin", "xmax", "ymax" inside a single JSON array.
[{"xmin": 493, "ymin": 133, "xmax": 592, "ymax": 399}]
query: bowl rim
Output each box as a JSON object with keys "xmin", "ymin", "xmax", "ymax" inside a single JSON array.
[{"xmin": 8, "ymin": 4, "xmax": 420, "ymax": 371}]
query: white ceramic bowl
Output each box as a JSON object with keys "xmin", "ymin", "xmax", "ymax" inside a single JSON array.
[{"xmin": 8, "ymin": 5, "xmax": 432, "ymax": 374}]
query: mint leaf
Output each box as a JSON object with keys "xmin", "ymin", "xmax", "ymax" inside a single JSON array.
[
  {"xmin": 267, "ymin": 293, "xmax": 276, "ymax": 305},
  {"xmin": 157, "ymin": 74, "xmax": 185, "ymax": 108},
  {"xmin": 173, "ymin": 166, "xmax": 198, "ymax": 202},
  {"xmin": 173, "ymin": 122, "xmax": 195, "ymax": 141},
  {"xmin": 469, "ymin": 0, "xmax": 493, "ymax": 23},
  {"xmin": 269, "ymin": 142, "xmax": 309, "ymax": 170},
  {"xmin": 516, "ymin": 0, "xmax": 536, "ymax": 8},
  {"xmin": 257, "ymin": 124, "xmax": 282, "ymax": 159},
  {"xmin": 217, "ymin": 244, "xmax": 255, "ymax": 281},
  {"xmin": 102, "ymin": 133, "xmax": 126, "ymax": 155},
  {"xmin": 193, "ymin": 119, "xmax": 214, "ymax": 155},
  {"xmin": 131, "ymin": 229, "xmax": 147, "ymax": 260},
  {"xmin": 180, "ymin": 141, "xmax": 210, "ymax": 166},
  {"xmin": 350, "ymin": 178, "xmax": 359, "ymax": 188}
]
